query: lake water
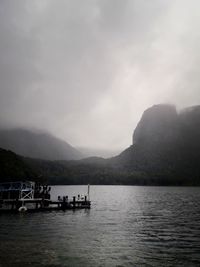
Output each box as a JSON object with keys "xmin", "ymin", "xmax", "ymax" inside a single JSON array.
[{"xmin": 0, "ymin": 186, "xmax": 200, "ymax": 266}]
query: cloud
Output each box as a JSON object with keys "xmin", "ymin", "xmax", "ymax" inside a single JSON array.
[
  {"xmin": 0, "ymin": 1, "xmax": 40, "ymax": 124},
  {"xmin": 0, "ymin": 0, "xmax": 200, "ymax": 150}
]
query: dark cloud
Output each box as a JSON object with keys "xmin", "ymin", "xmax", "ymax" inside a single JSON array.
[{"xmin": 0, "ymin": 0, "xmax": 200, "ymax": 150}]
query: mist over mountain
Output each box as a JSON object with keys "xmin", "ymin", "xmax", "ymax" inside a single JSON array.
[
  {"xmin": 0, "ymin": 104, "xmax": 200, "ymax": 185},
  {"xmin": 77, "ymin": 147, "xmax": 121, "ymax": 158},
  {"xmin": 0, "ymin": 128, "xmax": 83, "ymax": 161}
]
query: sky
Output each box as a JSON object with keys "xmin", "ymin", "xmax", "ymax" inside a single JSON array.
[{"xmin": 0, "ymin": 0, "xmax": 200, "ymax": 152}]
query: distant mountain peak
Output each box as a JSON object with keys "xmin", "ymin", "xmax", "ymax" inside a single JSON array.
[{"xmin": 0, "ymin": 128, "xmax": 83, "ymax": 161}]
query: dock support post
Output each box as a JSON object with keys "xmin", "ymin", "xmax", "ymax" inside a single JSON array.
[
  {"xmin": 73, "ymin": 196, "xmax": 76, "ymax": 208},
  {"xmin": 62, "ymin": 196, "xmax": 66, "ymax": 210},
  {"xmin": 87, "ymin": 184, "xmax": 90, "ymax": 201}
]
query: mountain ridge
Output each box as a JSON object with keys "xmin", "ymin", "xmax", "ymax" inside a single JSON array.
[{"xmin": 1, "ymin": 104, "xmax": 200, "ymax": 185}]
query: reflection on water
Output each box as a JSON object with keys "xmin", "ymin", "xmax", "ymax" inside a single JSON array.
[{"xmin": 0, "ymin": 186, "xmax": 200, "ymax": 266}]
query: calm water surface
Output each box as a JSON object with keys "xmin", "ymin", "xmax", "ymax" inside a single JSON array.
[{"xmin": 0, "ymin": 186, "xmax": 200, "ymax": 267}]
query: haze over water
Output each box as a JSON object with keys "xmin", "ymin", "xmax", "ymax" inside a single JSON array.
[{"xmin": 0, "ymin": 186, "xmax": 200, "ymax": 266}]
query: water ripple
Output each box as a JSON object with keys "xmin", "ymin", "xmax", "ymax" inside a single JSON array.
[{"xmin": 0, "ymin": 186, "xmax": 200, "ymax": 266}]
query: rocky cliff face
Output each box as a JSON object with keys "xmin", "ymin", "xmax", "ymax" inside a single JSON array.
[
  {"xmin": 179, "ymin": 105, "xmax": 200, "ymax": 141},
  {"xmin": 178, "ymin": 105, "xmax": 200, "ymax": 175},
  {"xmin": 133, "ymin": 104, "xmax": 179, "ymax": 146},
  {"xmin": 112, "ymin": 104, "xmax": 200, "ymax": 183}
]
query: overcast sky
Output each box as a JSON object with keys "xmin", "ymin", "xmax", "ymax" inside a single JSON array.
[{"xmin": 0, "ymin": 0, "xmax": 200, "ymax": 151}]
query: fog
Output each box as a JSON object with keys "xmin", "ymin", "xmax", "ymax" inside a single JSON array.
[{"xmin": 0, "ymin": 0, "xmax": 200, "ymax": 151}]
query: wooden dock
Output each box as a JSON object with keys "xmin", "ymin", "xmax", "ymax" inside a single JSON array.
[
  {"xmin": 0, "ymin": 196, "xmax": 91, "ymax": 213},
  {"xmin": 0, "ymin": 181, "xmax": 91, "ymax": 213}
]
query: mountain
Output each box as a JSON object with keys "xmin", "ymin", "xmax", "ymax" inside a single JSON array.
[
  {"xmin": 1, "ymin": 104, "xmax": 200, "ymax": 186},
  {"xmin": 0, "ymin": 128, "xmax": 83, "ymax": 161},
  {"xmin": 132, "ymin": 104, "xmax": 179, "ymax": 145},
  {"xmin": 0, "ymin": 148, "xmax": 36, "ymax": 182},
  {"xmin": 111, "ymin": 104, "xmax": 200, "ymax": 185}
]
